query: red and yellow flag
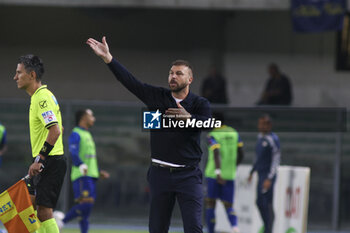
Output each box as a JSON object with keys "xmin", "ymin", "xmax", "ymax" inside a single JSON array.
[{"xmin": 0, "ymin": 180, "xmax": 40, "ymax": 233}]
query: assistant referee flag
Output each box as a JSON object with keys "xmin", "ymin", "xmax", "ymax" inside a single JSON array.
[{"xmin": 0, "ymin": 180, "xmax": 40, "ymax": 233}]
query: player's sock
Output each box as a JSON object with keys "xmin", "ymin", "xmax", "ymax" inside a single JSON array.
[
  {"xmin": 79, "ymin": 203, "xmax": 93, "ymax": 233},
  {"xmin": 41, "ymin": 218, "xmax": 59, "ymax": 233},
  {"xmin": 63, "ymin": 204, "xmax": 83, "ymax": 223},
  {"xmin": 53, "ymin": 211, "xmax": 65, "ymax": 229},
  {"xmin": 205, "ymin": 207, "xmax": 215, "ymax": 233},
  {"xmin": 226, "ymin": 207, "xmax": 238, "ymax": 227}
]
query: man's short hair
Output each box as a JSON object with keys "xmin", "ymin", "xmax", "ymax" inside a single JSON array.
[
  {"xmin": 172, "ymin": 59, "xmax": 193, "ymax": 75},
  {"xmin": 268, "ymin": 63, "xmax": 279, "ymax": 73},
  {"xmin": 18, "ymin": 54, "xmax": 45, "ymax": 81},
  {"xmin": 75, "ymin": 109, "xmax": 87, "ymax": 126},
  {"xmin": 259, "ymin": 113, "xmax": 272, "ymax": 123}
]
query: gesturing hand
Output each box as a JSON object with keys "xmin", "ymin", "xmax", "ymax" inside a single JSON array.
[
  {"xmin": 165, "ymin": 102, "xmax": 191, "ymax": 121},
  {"xmin": 86, "ymin": 36, "xmax": 113, "ymax": 64}
]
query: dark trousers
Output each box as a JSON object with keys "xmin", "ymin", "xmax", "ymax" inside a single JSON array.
[
  {"xmin": 256, "ymin": 175, "xmax": 276, "ymax": 233},
  {"xmin": 147, "ymin": 165, "xmax": 203, "ymax": 233}
]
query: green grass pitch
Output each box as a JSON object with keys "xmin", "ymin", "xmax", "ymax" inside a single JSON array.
[
  {"xmin": 61, "ymin": 229, "xmax": 181, "ymax": 233},
  {"xmin": 62, "ymin": 230, "xmax": 146, "ymax": 233}
]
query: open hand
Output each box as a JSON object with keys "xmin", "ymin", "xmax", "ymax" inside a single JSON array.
[{"xmin": 86, "ymin": 36, "xmax": 113, "ymax": 63}]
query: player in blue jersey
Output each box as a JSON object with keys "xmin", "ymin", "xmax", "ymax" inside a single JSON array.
[
  {"xmin": 0, "ymin": 122, "xmax": 7, "ymax": 168},
  {"xmin": 54, "ymin": 109, "xmax": 110, "ymax": 233},
  {"xmin": 248, "ymin": 114, "xmax": 280, "ymax": 233}
]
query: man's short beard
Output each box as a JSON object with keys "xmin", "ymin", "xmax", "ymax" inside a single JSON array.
[{"xmin": 169, "ymin": 83, "xmax": 187, "ymax": 93}]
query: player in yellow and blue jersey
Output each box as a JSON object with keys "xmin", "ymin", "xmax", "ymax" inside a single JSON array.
[
  {"xmin": 55, "ymin": 109, "xmax": 110, "ymax": 233},
  {"xmin": 205, "ymin": 113, "xmax": 244, "ymax": 233},
  {"xmin": 0, "ymin": 122, "xmax": 7, "ymax": 168}
]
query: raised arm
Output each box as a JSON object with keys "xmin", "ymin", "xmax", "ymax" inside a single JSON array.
[{"xmin": 86, "ymin": 37, "xmax": 162, "ymax": 106}]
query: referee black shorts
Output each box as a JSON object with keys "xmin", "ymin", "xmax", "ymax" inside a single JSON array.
[{"xmin": 26, "ymin": 155, "xmax": 67, "ymax": 209}]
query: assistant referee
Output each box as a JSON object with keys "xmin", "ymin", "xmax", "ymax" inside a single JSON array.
[{"xmin": 14, "ymin": 54, "xmax": 67, "ymax": 233}]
